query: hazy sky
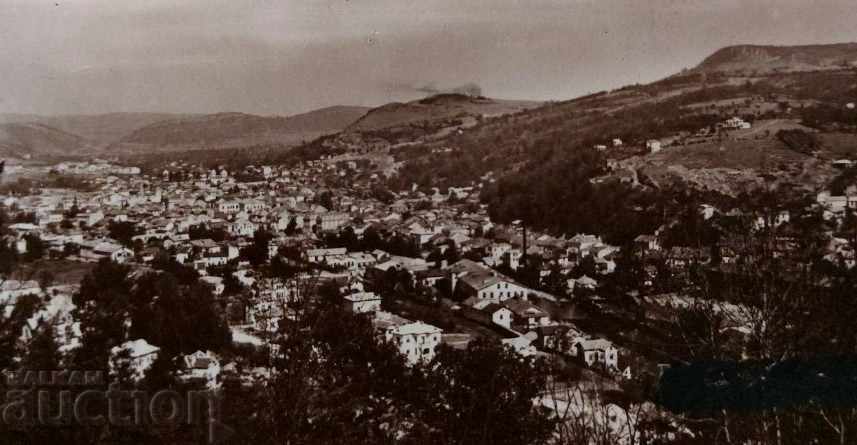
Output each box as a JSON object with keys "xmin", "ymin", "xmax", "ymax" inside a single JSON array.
[{"xmin": 2, "ymin": 0, "xmax": 857, "ymax": 116}]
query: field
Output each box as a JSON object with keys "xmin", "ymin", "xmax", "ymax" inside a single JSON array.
[
  {"xmin": 614, "ymin": 122, "xmax": 839, "ymax": 195},
  {"xmin": 818, "ymin": 132, "xmax": 857, "ymax": 157}
]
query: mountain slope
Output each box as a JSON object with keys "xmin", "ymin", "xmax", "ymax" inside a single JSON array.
[
  {"xmin": 346, "ymin": 94, "xmax": 540, "ymax": 133},
  {"xmin": 112, "ymin": 106, "xmax": 369, "ymax": 152},
  {"xmin": 693, "ymin": 43, "xmax": 857, "ymax": 75},
  {"xmin": 286, "ymin": 94, "xmax": 542, "ymax": 162},
  {"xmin": 0, "ymin": 123, "xmax": 89, "ymax": 158},
  {"xmin": 371, "ymin": 43, "xmax": 857, "ymax": 241}
]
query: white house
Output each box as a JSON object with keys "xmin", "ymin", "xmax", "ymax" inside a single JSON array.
[
  {"xmin": 306, "ymin": 247, "xmax": 347, "ymax": 263},
  {"xmin": 504, "ymin": 299, "xmax": 551, "ymax": 330},
  {"xmin": 0, "ymin": 280, "xmax": 42, "ymax": 302},
  {"xmin": 575, "ymin": 338, "xmax": 618, "ymax": 370},
  {"xmin": 109, "ymin": 339, "xmax": 160, "ymax": 382},
  {"xmin": 502, "ymin": 335, "xmax": 537, "ymax": 356},
  {"xmin": 90, "ymin": 242, "xmax": 133, "ymax": 264},
  {"xmin": 181, "ymin": 350, "xmax": 221, "ymax": 388},
  {"xmin": 200, "ymin": 276, "xmax": 225, "ymax": 295},
  {"xmin": 319, "ymin": 212, "xmax": 349, "ymax": 232},
  {"xmin": 646, "ymin": 140, "xmax": 662, "ymax": 153},
  {"xmin": 384, "ymin": 321, "xmax": 443, "ymax": 365},
  {"xmin": 230, "ymin": 218, "xmax": 257, "ymax": 237},
  {"xmin": 343, "ymin": 292, "xmax": 381, "ymax": 314},
  {"xmin": 218, "ymin": 200, "xmax": 241, "ymax": 214},
  {"xmin": 488, "ymin": 305, "xmax": 514, "ymax": 329},
  {"xmin": 449, "ymin": 259, "xmax": 531, "ymax": 303}
]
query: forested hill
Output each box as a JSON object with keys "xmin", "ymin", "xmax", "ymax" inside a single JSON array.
[{"xmin": 384, "ymin": 43, "xmax": 857, "ymax": 242}]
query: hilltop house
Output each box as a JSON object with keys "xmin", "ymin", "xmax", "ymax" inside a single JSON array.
[{"xmin": 646, "ymin": 140, "xmax": 662, "ymax": 153}]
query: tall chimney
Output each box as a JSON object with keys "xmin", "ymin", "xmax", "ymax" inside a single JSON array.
[{"xmin": 521, "ymin": 224, "xmax": 528, "ymax": 268}]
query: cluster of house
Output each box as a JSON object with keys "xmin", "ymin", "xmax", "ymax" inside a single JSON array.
[{"xmin": 2, "ymin": 157, "xmax": 631, "ymax": 380}]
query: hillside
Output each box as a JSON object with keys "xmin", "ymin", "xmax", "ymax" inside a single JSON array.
[
  {"xmin": 111, "ymin": 106, "xmax": 369, "ymax": 153},
  {"xmin": 0, "ymin": 123, "xmax": 89, "ymax": 159},
  {"xmin": 346, "ymin": 94, "xmax": 540, "ymax": 133},
  {"xmin": 284, "ymin": 94, "xmax": 542, "ymax": 163},
  {"xmin": 693, "ymin": 43, "xmax": 857, "ymax": 75},
  {"xmin": 361, "ymin": 43, "xmax": 857, "ymax": 241}
]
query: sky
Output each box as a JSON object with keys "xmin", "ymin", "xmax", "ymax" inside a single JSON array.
[{"xmin": 1, "ymin": 0, "xmax": 857, "ymax": 116}]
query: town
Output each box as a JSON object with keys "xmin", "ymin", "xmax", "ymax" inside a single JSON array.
[
  {"xmin": 4, "ymin": 3, "xmax": 857, "ymax": 441},
  {"xmin": 4, "ymin": 124, "xmax": 857, "ymax": 441}
]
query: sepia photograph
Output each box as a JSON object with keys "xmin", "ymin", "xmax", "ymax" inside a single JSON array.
[{"xmin": 2, "ymin": 0, "xmax": 857, "ymax": 443}]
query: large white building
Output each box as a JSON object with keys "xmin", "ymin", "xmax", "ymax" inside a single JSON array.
[
  {"xmin": 384, "ymin": 321, "xmax": 443, "ymax": 365},
  {"xmin": 449, "ymin": 259, "xmax": 531, "ymax": 303}
]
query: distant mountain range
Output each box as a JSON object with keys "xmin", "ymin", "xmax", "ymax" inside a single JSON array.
[
  {"xmin": 2, "ymin": 42, "xmax": 855, "ymax": 161},
  {"xmin": 0, "ymin": 94, "xmax": 538, "ymax": 160},
  {"xmin": 0, "ymin": 107, "xmax": 370, "ymax": 159}
]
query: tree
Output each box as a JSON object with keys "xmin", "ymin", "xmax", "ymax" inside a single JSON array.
[
  {"xmin": 21, "ymin": 324, "xmax": 60, "ymax": 370},
  {"xmin": 0, "ymin": 293, "xmax": 41, "ymax": 369},
  {"xmin": 318, "ymin": 190, "xmax": 334, "ymax": 209},
  {"xmin": 0, "ymin": 238, "xmax": 19, "ymax": 275},
  {"xmin": 37, "ymin": 269, "xmax": 55, "ymax": 290},
  {"xmin": 422, "ymin": 339, "xmax": 556, "ymax": 444},
  {"xmin": 241, "ymin": 229, "xmax": 274, "ymax": 266},
  {"xmin": 128, "ymin": 271, "xmax": 231, "ymax": 356},
  {"xmin": 285, "ymin": 217, "xmax": 298, "ymax": 235},
  {"xmin": 22, "ymin": 233, "xmax": 45, "ymax": 262},
  {"xmin": 108, "ymin": 220, "xmax": 138, "ymax": 247},
  {"xmin": 72, "ymin": 259, "xmax": 133, "ymax": 369}
]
